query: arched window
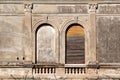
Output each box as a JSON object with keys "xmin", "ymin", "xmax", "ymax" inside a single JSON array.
[
  {"xmin": 36, "ymin": 24, "xmax": 56, "ymax": 64},
  {"xmin": 65, "ymin": 24, "xmax": 85, "ymax": 64}
]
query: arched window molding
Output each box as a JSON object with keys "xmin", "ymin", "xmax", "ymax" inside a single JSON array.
[{"xmin": 60, "ymin": 21, "xmax": 91, "ymax": 66}]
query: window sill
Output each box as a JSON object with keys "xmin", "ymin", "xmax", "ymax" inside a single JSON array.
[{"xmin": 65, "ymin": 64, "xmax": 86, "ymax": 67}]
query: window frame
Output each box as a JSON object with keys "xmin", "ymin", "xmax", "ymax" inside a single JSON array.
[
  {"xmin": 60, "ymin": 21, "xmax": 92, "ymax": 67},
  {"xmin": 32, "ymin": 23, "xmax": 59, "ymax": 65}
]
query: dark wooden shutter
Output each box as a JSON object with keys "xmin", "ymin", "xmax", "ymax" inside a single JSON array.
[{"xmin": 66, "ymin": 25, "xmax": 85, "ymax": 64}]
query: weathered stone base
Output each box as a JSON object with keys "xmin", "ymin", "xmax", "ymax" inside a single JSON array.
[{"xmin": 0, "ymin": 67, "xmax": 119, "ymax": 80}]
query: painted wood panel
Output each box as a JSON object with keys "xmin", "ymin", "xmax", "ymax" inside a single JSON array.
[{"xmin": 66, "ymin": 25, "xmax": 85, "ymax": 64}]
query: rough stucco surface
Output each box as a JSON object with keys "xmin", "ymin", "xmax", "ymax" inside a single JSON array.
[
  {"xmin": 0, "ymin": 4, "xmax": 24, "ymax": 14},
  {"xmin": 0, "ymin": 16, "xmax": 26, "ymax": 62},
  {"xmin": 97, "ymin": 4, "xmax": 120, "ymax": 14},
  {"xmin": 0, "ymin": 0, "xmax": 120, "ymax": 79},
  {"xmin": 33, "ymin": 4, "xmax": 88, "ymax": 14},
  {"xmin": 96, "ymin": 16, "xmax": 120, "ymax": 63}
]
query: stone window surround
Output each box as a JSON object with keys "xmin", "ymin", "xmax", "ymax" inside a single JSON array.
[
  {"xmin": 32, "ymin": 17, "xmax": 94, "ymax": 67},
  {"xmin": 28, "ymin": 2, "xmax": 97, "ymax": 67},
  {"xmin": 32, "ymin": 21, "xmax": 60, "ymax": 66},
  {"xmin": 61, "ymin": 20, "xmax": 90, "ymax": 67}
]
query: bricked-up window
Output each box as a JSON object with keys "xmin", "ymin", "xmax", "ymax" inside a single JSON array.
[
  {"xmin": 65, "ymin": 24, "xmax": 85, "ymax": 64},
  {"xmin": 36, "ymin": 24, "xmax": 56, "ymax": 64}
]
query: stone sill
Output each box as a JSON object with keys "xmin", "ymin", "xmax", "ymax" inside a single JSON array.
[
  {"xmin": 65, "ymin": 64, "xmax": 86, "ymax": 67},
  {"xmin": 0, "ymin": 62, "xmax": 120, "ymax": 68}
]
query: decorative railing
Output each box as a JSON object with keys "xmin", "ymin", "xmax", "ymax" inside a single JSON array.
[
  {"xmin": 65, "ymin": 67, "xmax": 86, "ymax": 74},
  {"xmin": 32, "ymin": 67, "xmax": 56, "ymax": 74},
  {"xmin": 32, "ymin": 66, "xmax": 87, "ymax": 74}
]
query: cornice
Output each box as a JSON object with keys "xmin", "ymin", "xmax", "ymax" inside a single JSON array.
[{"xmin": 0, "ymin": 0, "xmax": 120, "ymax": 4}]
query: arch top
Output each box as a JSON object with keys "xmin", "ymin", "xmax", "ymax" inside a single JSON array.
[
  {"xmin": 35, "ymin": 23, "xmax": 54, "ymax": 33},
  {"xmin": 67, "ymin": 23, "xmax": 84, "ymax": 28},
  {"xmin": 33, "ymin": 20, "xmax": 59, "ymax": 33},
  {"xmin": 66, "ymin": 24, "xmax": 84, "ymax": 37},
  {"xmin": 61, "ymin": 20, "xmax": 87, "ymax": 33}
]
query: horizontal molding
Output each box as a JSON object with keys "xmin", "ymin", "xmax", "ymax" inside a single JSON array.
[
  {"xmin": 96, "ymin": 14, "xmax": 120, "ymax": 16},
  {"xmin": 32, "ymin": 14, "xmax": 89, "ymax": 16},
  {"xmin": 0, "ymin": 0, "xmax": 120, "ymax": 4},
  {"xmin": 0, "ymin": 14, "xmax": 24, "ymax": 16},
  {"xmin": 99, "ymin": 63, "xmax": 120, "ymax": 67}
]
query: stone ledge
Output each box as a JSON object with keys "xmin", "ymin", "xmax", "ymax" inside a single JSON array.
[{"xmin": 0, "ymin": 0, "xmax": 120, "ymax": 4}]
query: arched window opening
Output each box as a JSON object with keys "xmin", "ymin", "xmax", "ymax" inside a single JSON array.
[
  {"xmin": 36, "ymin": 24, "xmax": 56, "ymax": 64},
  {"xmin": 65, "ymin": 24, "xmax": 85, "ymax": 64}
]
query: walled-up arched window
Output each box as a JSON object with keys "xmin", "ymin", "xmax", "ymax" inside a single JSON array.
[
  {"xmin": 36, "ymin": 24, "xmax": 56, "ymax": 64},
  {"xmin": 65, "ymin": 24, "xmax": 85, "ymax": 64}
]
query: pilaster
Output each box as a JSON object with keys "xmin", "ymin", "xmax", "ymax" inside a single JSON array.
[
  {"xmin": 88, "ymin": 3, "xmax": 98, "ymax": 65},
  {"xmin": 24, "ymin": 3, "xmax": 33, "ymax": 64}
]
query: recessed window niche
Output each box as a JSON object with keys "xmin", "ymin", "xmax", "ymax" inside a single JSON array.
[{"xmin": 36, "ymin": 24, "xmax": 56, "ymax": 64}]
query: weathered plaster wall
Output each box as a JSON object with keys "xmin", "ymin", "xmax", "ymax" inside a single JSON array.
[
  {"xmin": 0, "ymin": 16, "xmax": 25, "ymax": 62},
  {"xmin": 32, "ymin": 4, "xmax": 88, "ymax": 14},
  {"xmin": 97, "ymin": 4, "xmax": 120, "ymax": 14},
  {"xmin": 0, "ymin": 0, "xmax": 120, "ymax": 80},
  {"xmin": 96, "ymin": 16, "xmax": 120, "ymax": 63},
  {"xmin": 36, "ymin": 25, "xmax": 56, "ymax": 63},
  {"xmin": 0, "ymin": 4, "xmax": 24, "ymax": 14},
  {"xmin": 0, "ymin": 3, "xmax": 32, "ymax": 63},
  {"xmin": 96, "ymin": 4, "xmax": 120, "ymax": 63}
]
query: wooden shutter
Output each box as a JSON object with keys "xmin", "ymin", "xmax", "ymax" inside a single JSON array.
[{"xmin": 66, "ymin": 25, "xmax": 85, "ymax": 64}]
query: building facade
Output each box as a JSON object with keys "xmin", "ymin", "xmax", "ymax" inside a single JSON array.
[{"xmin": 0, "ymin": 0, "xmax": 120, "ymax": 80}]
